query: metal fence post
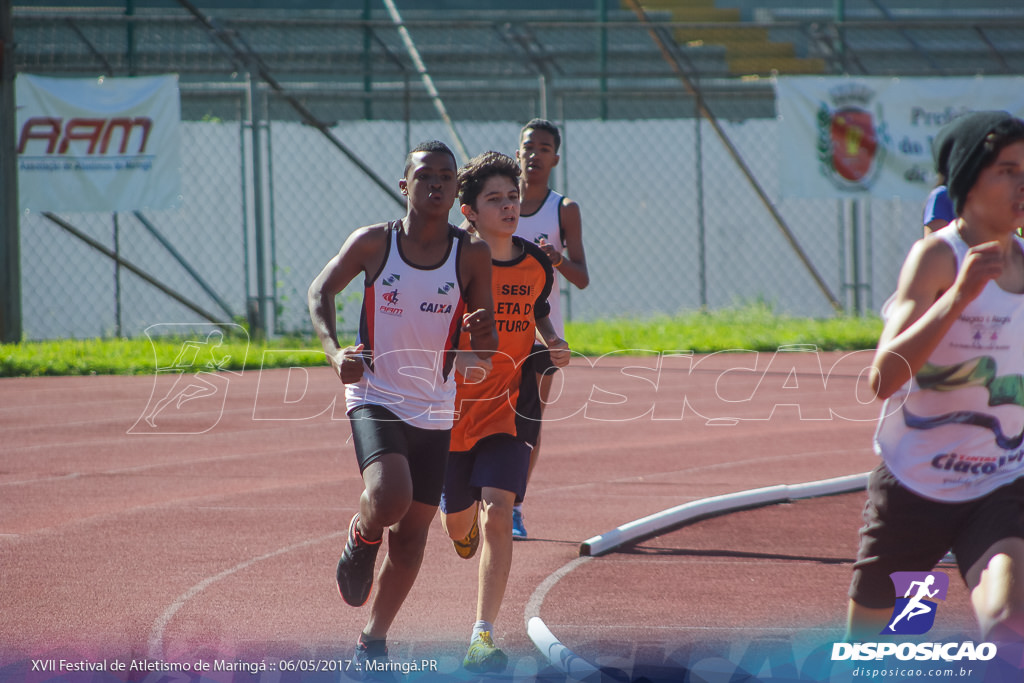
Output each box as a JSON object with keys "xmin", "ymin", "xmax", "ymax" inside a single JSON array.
[
  {"xmin": 113, "ymin": 213, "xmax": 122, "ymax": 337},
  {"xmin": 851, "ymin": 198, "xmax": 862, "ymax": 315},
  {"xmin": 0, "ymin": 0, "xmax": 20, "ymax": 343},
  {"xmin": 246, "ymin": 68, "xmax": 268, "ymax": 340},
  {"xmin": 696, "ymin": 110, "xmax": 707, "ymax": 309}
]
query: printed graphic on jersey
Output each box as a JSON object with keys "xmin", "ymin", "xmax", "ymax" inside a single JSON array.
[
  {"xmin": 379, "ymin": 288, "xmax": 403, "ymax": 317},
  {"xmin": 906, "ymin": 356, "xmax": 1024, "ymax": 451},
  {"xmin": 420, "ymin": 301, "xmax": 453, "ymax": 314},
  {"xmin": 438, "ymin": 281, "xmax": 456, "ymax": 295},
  {"xmin": 495, "ymin": 289, "xmax": 536, "ymax": 334},
  {"xmin": 951, "ymin": 314, "xmax": 1011, "ymax": 352},
  {"xmin": 382, "ymin": 273, "xmax": 401, "ymax": 287},
  {"xmin": 883, "ymin": 571, "xmax": 948, "ymax": 636}
]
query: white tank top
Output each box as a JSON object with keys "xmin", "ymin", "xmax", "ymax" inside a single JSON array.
[
  {"xmin": 345, "ymin": 222, "xmax": 466, "ymax": 429},
  {"xmin": 515, "ymin": 189, "xmax": 564, "ymax": 337},
  {"xmin": 874, "ymin": 224, "xmax": 1024, "ymax": 501}
]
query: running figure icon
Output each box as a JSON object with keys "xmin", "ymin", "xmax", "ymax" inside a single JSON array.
[{"xmin": 887, "ymin": 574, "xmax": 940, "ymax": 632}]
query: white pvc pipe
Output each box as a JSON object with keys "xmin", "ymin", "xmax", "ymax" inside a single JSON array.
[
  {"xmin": 526, "ymin": 616, "xmax": 602, "ymax": 682},
  {"xmin": 579, "ymin": 472, "xmax": 869, "ymax": 556}
]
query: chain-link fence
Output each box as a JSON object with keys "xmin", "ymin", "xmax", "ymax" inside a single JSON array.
[{"xmin": 10, "ymin": 3, "xmax": 1024, "ymax": 340}]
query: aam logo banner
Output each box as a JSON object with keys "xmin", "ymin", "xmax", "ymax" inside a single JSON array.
[
  {"xmin": 883, "ymin": 571, "xmax": 950, "ymax": 636},
  {"xmin": 16, "ymin": 74, "xmax": 182, "ymax": 212}
]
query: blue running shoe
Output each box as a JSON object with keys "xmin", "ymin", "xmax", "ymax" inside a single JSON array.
[{"xmin": 512, "ymin": 507, "xmax": 527, "ymax": 540}]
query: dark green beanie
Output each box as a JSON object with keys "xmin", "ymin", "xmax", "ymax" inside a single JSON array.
[{"xmin": 941, "ymin": 111, "xmax": 1018, "ymax": 216}]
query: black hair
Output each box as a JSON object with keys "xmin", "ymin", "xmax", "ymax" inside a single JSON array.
[
  {"xmin": 520, "ymin": 118, "xmax": 561, "ymax": 153},
  {"xmin": 403, "ymin": 140, "xmax": 457, "ymax": 177},
  {"xmin": 458, "ymin": 151, "xmax": 521, "ymax": 211}
]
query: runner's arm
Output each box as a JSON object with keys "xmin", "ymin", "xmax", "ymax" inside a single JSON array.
[
  {"xmin": 556, "ymin": 197, "xmax": 589, "ymax": 290},
  {"xmin": 308, "ymin": 226, "xmax": 384, "ymax": 382},
  {"xmin": 871, "ymin": 238, "xmax": 1002, "ymax": 399},
  {"xmin": 459, "ymin": 236, "xmax": 498, "ymax": 358}
]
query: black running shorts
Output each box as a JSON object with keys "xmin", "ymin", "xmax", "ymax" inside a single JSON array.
[
  {"xmin": 849, "ymin": 462, "xmax": 1024, "ymax": 609},
  {"xmin": 347, "ymin": 404, "xmax": 450, "ymax": 506}
]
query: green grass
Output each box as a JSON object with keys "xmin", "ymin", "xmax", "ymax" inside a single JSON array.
[
  {"xmin": 0, "ymin": 335, "xmax": 323, "ymax": 378},
  {"xmin": 564, "ymin": 306, "xmax": 882, "ymax": 356},
  {"xmin": 0, "ymin": 306, "xmax": 883, "ymax": 378}
]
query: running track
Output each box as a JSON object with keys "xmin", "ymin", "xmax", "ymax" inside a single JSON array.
[{"xmin": 0, "ymin": 350, "xmax": 998, "ymax": 682}]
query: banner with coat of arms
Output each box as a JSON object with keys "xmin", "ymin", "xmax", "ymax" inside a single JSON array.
[{"xmin": 775, "ymin": 76, "xmax": 1024, "ymax": 201}]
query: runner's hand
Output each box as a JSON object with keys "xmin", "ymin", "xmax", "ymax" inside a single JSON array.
[
  {"xmin": 462, "ymin": 308, "xmax": 494, "ymax": 337},
  {"xmin": 537, "ymin": 237, "xmax": 559, "ymax": 264},
  {"xmin": 546, "ymin": 337, "xmax": 571, "ymax": 368},
  {"xmin": 331, "ymin": 343, "xmax": 367, "ymax": 384},
  {"xmin": 955, "ymin": 241, "xmax": 1004, "ymax": 304}
]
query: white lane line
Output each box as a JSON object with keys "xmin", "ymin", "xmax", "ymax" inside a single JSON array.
[{"xmin": 147, "ymin": 531, "xmax": 343, "ymax": 660}]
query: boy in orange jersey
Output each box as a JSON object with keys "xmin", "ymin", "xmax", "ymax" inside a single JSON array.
[{"xmin": 439, "ymin": 151, "xmax": 570, "ymax": 674}]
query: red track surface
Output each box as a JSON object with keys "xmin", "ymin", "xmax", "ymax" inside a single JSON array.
[{"xmin": 0, "ymin": 351, "xmax": 999, "ymax": 681}]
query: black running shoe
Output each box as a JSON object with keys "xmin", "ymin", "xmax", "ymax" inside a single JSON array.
[
  {"xmin": 352, "ymin": 637, "xmax": 396, "ymax": 682},
  {"xmin": 337, "ymin": 514, "xmax": 381, "ymax": 607}
]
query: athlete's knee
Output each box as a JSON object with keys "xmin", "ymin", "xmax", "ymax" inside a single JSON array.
[
  {"xmin": 480, "ymin": 497, "xmax": 514, "ymax": 540},
  {"xmin": 361, "ymin": 457, "xmax": 413, "ymax": 525},
  {"xmin": 975, "ymin": 553, "xmax": 1024, "ymax": 639},
  {"xmin": 362, "ymin": 485, "xmax": 412, "ymax": 528}
]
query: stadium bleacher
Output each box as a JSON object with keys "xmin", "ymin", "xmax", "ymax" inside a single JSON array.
[{"xmin": 11, "ymin": 0, "xmax": 1024, "ymax": 123}]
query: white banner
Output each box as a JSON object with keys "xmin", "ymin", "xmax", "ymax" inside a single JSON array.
[
  {"xmin": 776, "ymin": 76, "xmax": 1024, "ymax": 200},
  {"xmin": 16, "ymin": 74, "xmax": 182, "ymax": 212}
]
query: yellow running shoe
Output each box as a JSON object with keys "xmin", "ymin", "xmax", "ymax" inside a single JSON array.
[
  {"xmin": 453, "ymin": 509, "xmax": 479, "ymax": 559},
  {"xmin": 463, "ymin": 631, "xmax": 507, "ymax": 673}
]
